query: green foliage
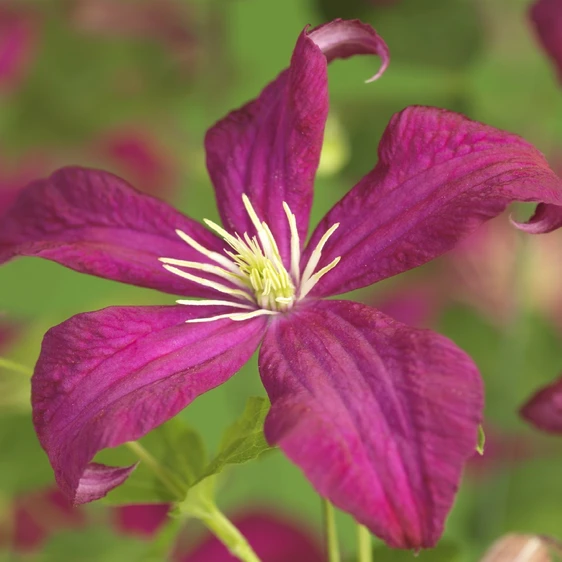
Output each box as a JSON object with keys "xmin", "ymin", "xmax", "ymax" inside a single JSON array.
[{"xmin": 98, "ymin": 397, "xmax": 273, "ymax": 505}]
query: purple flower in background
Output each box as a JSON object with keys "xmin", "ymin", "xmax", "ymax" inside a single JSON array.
[
  {"xmin": 180, "ymin": 512, "xmax": 323, "ymax": 562},
  {"xmin": 521, "ymin": 375, "xmax": 562, "ymax": 433},
  {"xmin": 3, "ymin": 18, "xmax": 562, "ymax": 548},
  {"xmin": 530, "ymin": 0, "xmax": 562, "ymax": 82},
  {"xmin": 0, "ymin": 3, "xmax": 38, "ymax": 92},
  {"xmin": 112, "ymin": 503, "xmax": 169, "ymax": 538}
]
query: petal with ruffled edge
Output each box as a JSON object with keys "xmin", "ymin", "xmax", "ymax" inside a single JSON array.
[
  {"xmin": 520, "ymin": 375, "xmax": 562, "ymax": 433},
  {"xmin": 304, "ymin": 107, "xmax": 562, "ymax": 298},
  {"xmin": 32, "ymin": 304, "xmax": 267, "ymax": 504},
  {"xmin": 530, "ymin": 0, "xmax": 562, "ymax": 82},
  {"xmin": 183, "ymin": 512, "xmax": 323, "ymax": 562},
  {"xmin": 0, "ymin": 167, "xmax": 229, "ymax": 298},
  {"xmin": 205, "ymin": 19, "xmax": 388, "ymax": 262},
  {"xmin": 259, "ymin": 300, "xmax": 483, "ymax": 549}
]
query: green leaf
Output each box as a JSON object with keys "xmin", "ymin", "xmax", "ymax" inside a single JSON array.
[
  {"xmin": 98, "ymin": 416, "xmax": 207, "ymax": 505},
  {"xmin": 199, "ymin": 396, "xmax": 273, "ymax": 480}
]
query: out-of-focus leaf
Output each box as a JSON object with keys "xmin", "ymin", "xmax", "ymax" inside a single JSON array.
[
  {"xmin": 0, "ymin": 412, "xmax": 52, "ymax": 494},
  {"xmin": 199, "ymin": 396, "xmax": 273, "ymax": 481},
  {"xmin": 39, "ymin": 527, "xmax": 147, "ymax": 562},
  {"xmin": 477, "ymin": 425, "xmax": 486, "ymax": 455},
  {"xmin": 98, "ymin": 417, "xmax": 207, "ymax": 505},
  {"xmin": 480, "ymin": 534, "xmax": 562, "ymax": 562}
]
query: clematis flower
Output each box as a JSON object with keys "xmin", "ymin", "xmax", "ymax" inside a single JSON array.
[
  {"xmin": 180, "ymin": 512, "xmax": 323, "ymax": 562},
  {"xmin": 3, "ymin": 19, "xmax": 562, "ymax": 549},
  {"xmin": 530, "ymin": 0, "xmax": 562, "ymax": 82}
]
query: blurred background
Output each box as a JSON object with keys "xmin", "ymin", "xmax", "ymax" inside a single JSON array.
[{"xmin": 1, "ymin": 0, "xmax": 562, "ymax": 560}]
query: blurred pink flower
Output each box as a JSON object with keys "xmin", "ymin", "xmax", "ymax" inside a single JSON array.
[
  {"xmin": 93, "ymin": 129, "xmax": 179, "ymax": 199},
  {"xmin": 443, "ymin": 212, "xmax": 562, "ymax": 329},
  {"xmin": 0, "ymin": 3, "xmax": 38, "ymax": 92},
  {"xmin": 521, "ymin": 374, "xmax": 562, "ymax": 433},
  {"xmin": 112, "ymin": 503, "xmax": 169, "ymax": 538},
  {"xmin": 0, "ymin": 487, "xmax": 85, "ymax": 552},
  {"xmin": 530, "ymin": 0, "xmax": 562, "ymax": 82},
  {"xmin": 180, "ymin": 512, "xmax": 323, "ymax": 562},
  {"xmin": 68, "ymin": 0, "xmax": 198, "ymax": 70},
  {"xmin": 0, "ymin": 151, "xmax": 49, "ymax": 215}
]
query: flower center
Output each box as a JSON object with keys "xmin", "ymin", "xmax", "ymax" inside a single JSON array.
[{"xmin": 159, "ymin": 196, "xmax": 340, "ymax": 323}]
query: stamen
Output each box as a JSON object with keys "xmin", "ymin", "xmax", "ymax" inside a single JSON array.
[
  {"xmin": 162, "ymin": 196, "xmax": 341, "ymax": 323},
  {"xmin": 159, "ymin": 257, "xmax": 248, "ymax": 288},
  {"xmin": 186, "ymin": 308, "xmax": 278, "ymax": 324},
  {"xmin": 283, "ymin": 201, "xmax": 300, "ymax": 284},
  {"xmin": 174, "ymin": 229, "xmax": 238, "ymax": 272},
  {"xmin": 299, "ymin": 256, "xmax": 341, "ymax": 300},
  {"xmin": 176, "ymin": 299, "xmax": 253, "ymax": 309},
  {"xmin": 162, "ymin": 264, "xmax": 254, "ymax": 302},
  {"xmin": 300, "ymin": 223, "xmax": 340, "ymax": 287}
]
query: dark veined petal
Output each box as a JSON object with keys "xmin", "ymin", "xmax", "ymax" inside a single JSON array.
[
  {"xmin": 259, "ymin": 300, "xmax": 483, "ymax": 549},
  {"xmin": 32, "ymin": 305, "xmax": 267, "ymax": 503},
  {"xmin": 205, "ymin": 19, "xmax": 388, "ymax": 263},
  {"xmin": 305, "ymin": 106, "xmax": 562, "ymax": 297},
  {"xmin": 520, "ymin": 374, "xmax": 562, "ymax": 433},
  {"xmin": 182, "ymin": 512, "xmax": 323, "ymax": 562},
  {"xmin": 530, "ymin": 0, "xmax": 562, "ymax": 82},
  {"xmin": 0, "ymin": 167, "xmax": 228, "ymax": 298}
]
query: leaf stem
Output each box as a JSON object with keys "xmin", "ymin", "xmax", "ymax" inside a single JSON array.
[
  {"xmin": 177, "ymin": 477, "xmax": 262, "ymax": 562},
  {"xmin": 0, "ymin": 357, "xmax": 32, "ymax": 375},
  {"xmin": 324, "ymin": 498, "xmax": 341, "ymax": 562},
  {"xmin": 200, "ymin": 503, "xmax": 261, "ymax": 562},
  {"xmin": 125, "ymin": 441, "xmax": 186, "ymax": 500},
  {"xmin": 357, "ymin": 524, "xmax": 373, "ymax": 562}
]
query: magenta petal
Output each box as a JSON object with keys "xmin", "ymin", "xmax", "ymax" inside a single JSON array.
[
  {"xmin": 305, "ymin": 106, "xmax": 562, "ymax": 297},
  {"xmin": 0, "ymin": 167, "xmax": 227, "ymax": 298},
  {"xmin": 183, "ymin": 512, "xmax": 323, "ymax": 562},
  {"xmin": 520, "ymin": 375, "xmax": 562, "ymax": 433},
  {"xmin": 205, "ymin": 19, "xmax": 388, "ymax": 262},
  {"xmin": 530, "ymin": 0, "xmax": 562, "ymax": 82},
  {"xmin": 259, "ymin": 300, "xmax": 483, "ymax": 549},
  {"xmin": 32, "ymin": 305, "xmax": 267, "ymax": 503}
]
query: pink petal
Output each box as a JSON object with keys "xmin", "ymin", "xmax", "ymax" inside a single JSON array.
[
  {"xmin": 305, "ymin": 106, "xmax": 562, "ymax": 297},
  {"xmin": 530, "ymin": 0, "xmax": 562, "ymax": 82},
  {"xmin": 520, "ymin": 374, "xmax": 562, "ymax": 433},
  {"xmin": 0, "ymin": 167, "xmax": 228, "ymax": 298},
  {"xmin": 259, "ymin": 300, "xmax": 483, "ymax": 549},
  {"xmin": 113, "ymin": 503, "xmax": 170, "ymax": 538},
  {"xmin": 32, "ymin": 305, "xmax": 267, "ymax": 503},
  {"xmin": 182, "ymin": 512, "xmax": 323, "ymax": 562},
  {"xmin": 205, "ymin": 19, "xmax": 388, "ymax": 263}
]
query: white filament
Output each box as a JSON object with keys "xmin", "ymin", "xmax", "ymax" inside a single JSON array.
[{"xmin": 160, "ymin": 196, "xmax": 341, "ymax": 323}]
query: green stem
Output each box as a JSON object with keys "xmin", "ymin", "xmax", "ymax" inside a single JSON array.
[
  {"xmin": 324, "ymin": 499, "xmax": 341, "ymax": 562},
  {"xmin": 200, "ymin": 504, "xmax": 261, "ymax": 562},
  {"xmin": 125, "ymin": 441, "xmax": 186, "ymax": 499},
  {"xmin": 177, "ymin": 477, "xmax": 262, "ymax": 562},
  {"xmin": 357, "ymin": 524, "xmax": 373, "ymax": 562},
  {"xmin": 0, "ymin": 357, "xmax": 32, "ymax": 375}
]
